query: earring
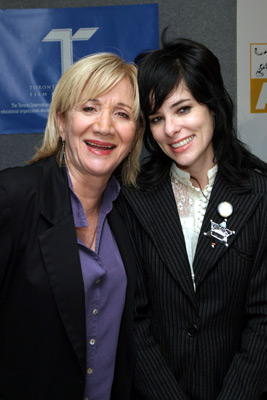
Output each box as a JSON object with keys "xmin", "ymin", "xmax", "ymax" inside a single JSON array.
[{"xmin": 59, "ymin": 140, "xmax": 66, "ymax": 167}]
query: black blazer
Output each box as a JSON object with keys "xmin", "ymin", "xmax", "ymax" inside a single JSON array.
[
  {"xmin": 0, "ymin": 155, "xmax": 136, "ymax": 400},
  {"xmin": 117, "ymin": 169, "xmax": 267, "ymax": 400}
]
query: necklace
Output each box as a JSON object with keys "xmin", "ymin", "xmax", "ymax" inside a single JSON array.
[
  {"xmin": 88, "ymin": 222, "xmax": 98, "ymax": 250},
  {"xmin": 76, "ymin": 204, "xmax": 100, "ymax": 251},
  {"xmin": 76, "ymin": 222, "xmax": 98, "ymax": 250}
]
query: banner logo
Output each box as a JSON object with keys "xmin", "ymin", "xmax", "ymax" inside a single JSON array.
[
  {"xmin": 250, "ymin": 43, "xmax": 267, "ymax": 113},
  {"xmin": 42, "ymin": 28, "xmax": 99, "ymax": 74}
]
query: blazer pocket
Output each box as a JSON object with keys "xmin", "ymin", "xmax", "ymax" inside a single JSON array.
[{"xmin": 230, "ymin": 243, "xmax": 254, "ymax": 261}]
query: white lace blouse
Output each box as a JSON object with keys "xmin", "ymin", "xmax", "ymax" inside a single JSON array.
[{"xmin": 170, "ymin": 163, "xmax": 218, "ymax": 290}]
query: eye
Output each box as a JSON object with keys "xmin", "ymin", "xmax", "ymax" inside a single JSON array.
[
  {"xmin": 178, "ymin": 105, "xmax": 191, "ymax": 114},
  {"xmin": 149, "ymin": 115, "xmax": 163, "ymax": 124},
  {"xmin": 82, "ymin": 106, "xmax": 96, "ymax": 113},
  {"xmin": 116, "ymin": 111, "xmax": 130, "ymax": 119}
]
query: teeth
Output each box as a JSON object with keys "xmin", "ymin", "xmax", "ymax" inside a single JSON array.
[
  {"xmin": 171, "ymin": 136, "xmax": 194, "ymax": 149},
  {"xmin": 85, "ymin": 141, "xmax": 114, "ymax": 149}
]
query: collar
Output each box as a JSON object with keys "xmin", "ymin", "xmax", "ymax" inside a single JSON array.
[
  {"xmin": 170, "ymin": 162, "xmax": 218, "ymax": 191},
  {"xmin": 67, "ymin": 170, "xmax": 120, "ymax": 228}
]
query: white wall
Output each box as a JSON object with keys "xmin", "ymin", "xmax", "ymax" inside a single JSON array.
[{"xmin": 237, "ymin": 0, "xmax": 267, "ymax": 162}]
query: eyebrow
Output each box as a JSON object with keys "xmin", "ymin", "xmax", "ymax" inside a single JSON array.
[
  {"xmin": 117, "ymin": 102, "xmax": 133, "ymax": 110},
  {"xmin": 170, "ymin": 98, "xmax": 191, "ymax": 109},
  {"xmin": 88, "ymin": 98, "xmax": 133, "ymax": 111},
  {"xmin": 149, "ymin": 98, "xmax": 191, "ymax": 116}
]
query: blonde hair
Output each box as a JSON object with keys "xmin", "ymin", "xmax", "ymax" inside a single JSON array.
[{"xmin": 30, "ymin": 52, "xmax": 144, "ymax": 186}]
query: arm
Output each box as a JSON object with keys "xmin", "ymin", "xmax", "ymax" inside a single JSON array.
[
  {"xmin": 117, "ymin": 196, "xmax": 190, "ymax": 400},
  {"xmin": 217, "ymin": 203, "xmax": 267, "ymax": 400},
  {"xmin": 132, "ymin": 251, "xmax": 190, "ymax": 400}
]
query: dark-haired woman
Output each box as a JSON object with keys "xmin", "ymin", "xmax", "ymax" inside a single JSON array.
[{"xmin": 117, "ymin": 37, "xmax": 267, "ymax": 399}]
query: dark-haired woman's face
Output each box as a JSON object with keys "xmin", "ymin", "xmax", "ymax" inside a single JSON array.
[{"xmin": 148, "ymin": 80, "xmax": 215, "ymax": 181}]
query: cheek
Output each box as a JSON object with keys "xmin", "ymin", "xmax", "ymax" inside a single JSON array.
[
  {"xmin": 203, "ymin": 109, "xmax": 214, "ymax": 130},
  {"xmin": 150, "ymin": 126, "xmax": 163, "ymax": 143},
  {"xmin": 68, "ymin": 112, "xmax": 90, "ymax": 134},
  {"xmin": 69, "ymin": 120, "xmax": 86, "ymax": 136},
  {"xmin": 204, "ymin": 119, "xmax": 215, "ymax": 142},
  {"xmin": 121, "ymin": 124, "xmax": 137, "ymax": 146},
  {"xmin": 64, "ymin": 125, "xmax": 84, "ymax": 155},
  {"xmin": 194, "ymin": 113, "xmax": 214, "ymax": 139}
]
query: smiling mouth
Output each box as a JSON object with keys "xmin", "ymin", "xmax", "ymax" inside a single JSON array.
[
  {"xmin": 85, "ymin": 140, "xmax": 116, "ymax": 150},
  {"xmin": 171, "ymin": 135, "xmax": 194, "ymax": 149}
]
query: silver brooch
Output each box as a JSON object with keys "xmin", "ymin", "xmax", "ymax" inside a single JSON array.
[{"xmin": 204, "ymin": 202, "xmax": 235, "ymax": 248}]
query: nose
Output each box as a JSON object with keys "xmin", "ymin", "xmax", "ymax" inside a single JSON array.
[
  {"xmin": 164, "ymin": 116, "xmax": 180, "ymax": 137},
  {"xmin": 94, "ymin": 109, "xmax": 114, "ymax": 136}
]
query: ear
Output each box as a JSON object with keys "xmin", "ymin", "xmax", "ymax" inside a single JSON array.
[{"xmin": 56, "ymin": 112, "xmax": 66, "ymax": 140}]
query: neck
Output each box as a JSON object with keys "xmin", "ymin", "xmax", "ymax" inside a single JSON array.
[
  {"xmin": 185, "ymin": 162, "xmax": 216, "ymax": 190},
  {"xmin": 190, "ymin": 173, "xmax": 210, "ymax": 191},
  {"xmin": 183, "ymin": 146, "xmax": 216, "ymax": 190},
  {"xmin": 67, "ymin": 167, "xmax": 109, "ymax": 218}
]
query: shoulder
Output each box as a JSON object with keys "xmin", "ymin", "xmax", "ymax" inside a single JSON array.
[
  {"xmin": 0, "ymin": 163, "xmax": 42, "ymax": 199},
  {"xmin": 118, "ymin": 177, "xmax": 174, "ymax": 220},
  {"xmin": 0, "ymin": 161, "xmax": 43, "ymax": 180},
  {"xmin": 122, "ymin": 177, "xmax": 172, "ymax": 202},
  {"xmin": 249, "ymin": 169, "xmax": 267, "ymax": 193},
  {"xmin": 0, "ymin": 156, "xmax": 59, "ymax": 205},
  {"xmin": 0, "ymin": 163, "xmax": 44, "ymax": 229}
]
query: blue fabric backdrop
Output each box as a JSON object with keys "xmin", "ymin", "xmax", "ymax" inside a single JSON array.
[{"xmin": 0, "ymin": 4, "xmax": 159, "ymax": 134}]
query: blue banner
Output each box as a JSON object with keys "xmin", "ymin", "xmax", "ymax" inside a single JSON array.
[{"xmin": 0, "ymin": 5, "xmax": 159, "ymax": 134}]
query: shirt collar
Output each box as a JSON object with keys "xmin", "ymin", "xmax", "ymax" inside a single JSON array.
[
  {"xmin": 67, "ymin": 170, "xmax": 120, "ymax": 228},
  {"xmin": 170, "ymin": 162, "xmax": 218, "ymax": 190}
]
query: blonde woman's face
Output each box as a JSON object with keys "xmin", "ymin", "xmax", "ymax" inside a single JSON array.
[{"xmin": 57, "ymin": 77, "xmax": 137, "ymax": 182}]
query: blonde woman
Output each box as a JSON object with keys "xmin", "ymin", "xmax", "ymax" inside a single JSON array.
[{"xmin": 0, "ymin": 53, "xmax": 143, "ymax": 400}]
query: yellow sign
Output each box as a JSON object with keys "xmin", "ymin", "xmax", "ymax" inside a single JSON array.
[{"xmin": 250, "ymin": 43, "xmax": 267, "ymax": 113}]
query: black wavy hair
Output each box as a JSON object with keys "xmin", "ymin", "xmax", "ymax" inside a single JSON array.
[{"xmin": 135, "ymin": 32, "xmax": 267, "ymax": 189}]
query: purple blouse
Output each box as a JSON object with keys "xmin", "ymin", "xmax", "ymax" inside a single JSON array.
[{"xmin": 68, "ymin": 174, "xmax": 127, "ymax": 400}]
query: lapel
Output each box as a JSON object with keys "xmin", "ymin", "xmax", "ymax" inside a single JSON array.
[
  {"xmin": 108, "ymin": 205, "xmax": 136, "ymax": 376},
  {"xmin": 108, "ymin": 205, "xmax": 136, "ymax": 291},
  {"xmin": 194, "ymin": 171, "xmax": 262, "ymax": 287},
  {"xmin": 38, "ymin": 156, "xmax": 86, "ymax": 374},
  {"xmin": 123, "ymin": 179, "xmax": 197, "ymax": 308}
]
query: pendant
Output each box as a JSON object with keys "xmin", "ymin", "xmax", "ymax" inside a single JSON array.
[
  {"xmin": 217, "ymin": 201, "xmax": 233, "ymax": 218},
  {"xmin": 203, "ymin": 202, "xmax": 235, "ymax": 247}
]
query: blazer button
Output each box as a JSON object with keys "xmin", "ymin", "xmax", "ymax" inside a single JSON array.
[{"xmin": 186, "ymin": 324, "xmax": 199, "ymax": 337}]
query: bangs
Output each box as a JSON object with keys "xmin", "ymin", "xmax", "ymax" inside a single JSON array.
[
  {"xmin": 57, "ymin": 53, "xmax": 140, "ymax": 120},
  {"xmin": 77, "ymin": 75, "xmax": 140, "ymax": 121},
  {"xmin": 138, "ymin": 54, "xmax": 183, "ymax": 116}
]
